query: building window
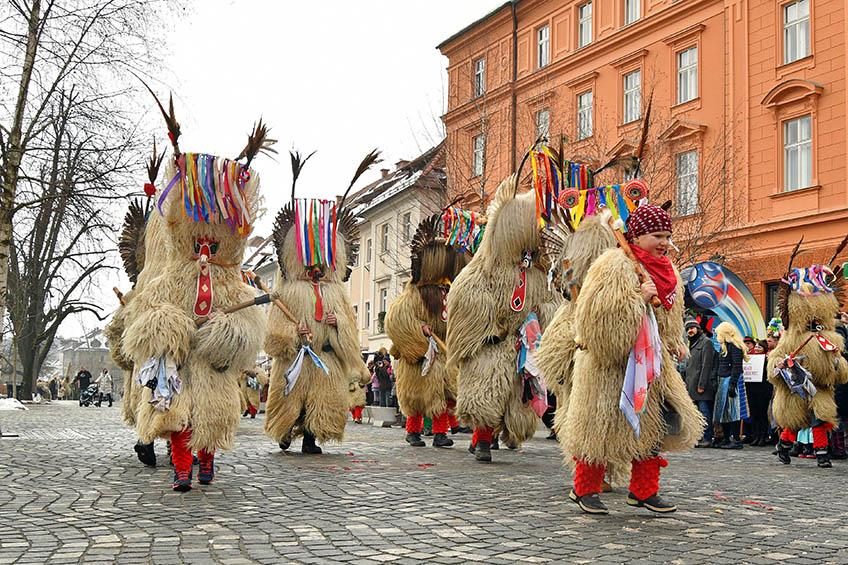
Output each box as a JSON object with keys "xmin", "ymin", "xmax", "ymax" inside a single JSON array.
[
  {"xmin": 364, "ymin": 301, "xmax": 371, "ymax": 330},
  {"xmin": 676, "ymin": 47, "xmax": 698, "ymax": 104},
  {"xmin": 352, "ymin": 242, "xmax": 360, "ymax": 267},
  {"xmin": 577, "ymin": 91, "xmax": 593, "ymax": 140},
  {"xmin": 675, "ymin": 151, "xmax": 699, "ymax": 216},
  {"xmin": 535, "ymin": 108, "xmax": 550, "ymax": 139},
  {"xmin": 380, "ymin": 223, "xmax": 390, "ymax": 253},
  {"xmin": 624, "ymin": 0, "xmax": 640, "ymax": 25},
  {"xmin": 402, "ymin": 212, "xmax": 411, "ymax": 241},
  {"xmin": 578, "ymin": 3, "xmax": 592, "ymax": 48},
  {"xmin": 472, "ymin": 134, "xmax": 485, "ymax": 177},
  {"xmin": 765, "ymin": 282, "xmax": 781, "ymax": 321},
  {"xmin": 473, "ymin": 58, "xmax": 486, "ymax": 98},
  {"xmin": 783, "ymin": 0, "xmax": 810, "ymax": 64},
  {"xmin": 623, "ymin": 69, "xmax": 641, "ymax": 124},
  {"xmin": 353, "ymin": 305, "xmax": 358, "ymax": 323},
  {"xmin": 783, "ymin": 115, "xmax": 812, "ymax": 191},
  {"xmin": 537, "ymin": 25, "xmax": 550, "ymax": 68},
  {"xmin": 379, "ymin": 287, "xmax": 388, "ymax": 313},
  {"xmin": 365, "ymin": 238, "xmax": 372, "ymax": 265}
]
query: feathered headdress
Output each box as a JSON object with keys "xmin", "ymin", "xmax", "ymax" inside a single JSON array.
[{"xmin": 777, "ymin": 235, "xmax": 848, "ymax": 326}]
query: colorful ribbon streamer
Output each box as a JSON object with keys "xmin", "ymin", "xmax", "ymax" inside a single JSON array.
[{"xmin": 294, "ymin": 198, "xmax": 339, "ymax": 269}]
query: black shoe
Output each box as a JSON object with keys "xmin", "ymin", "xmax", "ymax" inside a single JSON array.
[
  {"xmin": 468, "ymin": 442, "xmax": 475, "ymax": 455},
  {"xmin": 172, "ymin": 470, "xmax": 192, "ymax": 492},
  {"xmin": 627, "ymin": 492, "xmax": 677, "ymax": 513},
  {"xmin": 301, "ymin": 433, "xmax": 322, "ymax": 455},
  {"xmin": 695, "ymin": 439, "xmax": 712, "ymax": 448},
  {"xmin": 571, "ymin": 491, "xmax": 608, "ymax": 515},
  {"xmin": 192, "ymin": 455, "xmax": 199, "ymax": 466},
  {"xmin": 451, "ymin": 426, "xmax": 472, "ymax": 434},
  {"xmin": 475, "ymin": 440, "xmax": 492, "ymax": 462},
  {"xmin": 788, "ymin": 442, "xmax": 802, "ymax": 457},
  {"xmin": 134, "ymin": 441, "xmax": 157, "ymax": 468},
  {"xmin": 432, "ymin": 433, "xmax": 454, "ymax": 448},
  {"xmin": 405, "ymin": 432, "xmax": 426, "ymax": 447},
  {"xmin": 490, "ymin": 438, "xmax": 499, "ymax": 450},
  {"xmin": 720, "ymin": 439, "xmax": 743, "ymax": 450},
  {"xmin": 741, "ymin": 435, "xmax": 754, "ymax": 444},
  {"xmin": 816, "ymin": 449, "xmax": 833, "ymax": 468},
  {"xmin": 777, "ymin": 440, "xmax": 792, "ymax": 464},
  {"xmin": 279, "ymin": 438, "xmax": 291, "ymax": 451},
  {"xmin": 243, "ymin": 410, "xmax": 249, "ymax": 417},
  {"xmin": 198, "ymin": 457, "xmax": 214, "ymax": 484},
  {"xmin": 546, "ymin": 430, "xmax": 558, "ymax": 440}
]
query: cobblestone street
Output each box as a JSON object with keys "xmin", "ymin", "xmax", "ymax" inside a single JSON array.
[{"xmin": 1, "ymin": 401, "xmax": 848, "ymax": 564}]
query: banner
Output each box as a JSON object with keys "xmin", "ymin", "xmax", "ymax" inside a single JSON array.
[{"xmin": 743, "ymin": 354, "xmax": 765, "ymax": 383}]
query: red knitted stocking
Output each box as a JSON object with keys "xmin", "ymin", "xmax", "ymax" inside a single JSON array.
[
  {"xmin": 629, "ymin": 456, "xmax": 668, "ymax": 501},
  {"xmin": 812, "ymin": 423, "xmax": 834, "ymax": 449},
  {"xmin": 406, "ymin": 414, "xmax": 424, "ymax": 434},
  {"xmin": 170, "ymin": 428, "xmax": 193, "ymax": 476},
  {"xmin": 432, "ymin": 411, "xmax": 450, "ymax": 434},
  {"xmin": 573, "ymin": 460, "xmax": 606, "ymax": 497},
  {"xmin": 780, "ymin": 428, "xmax": 798, "ymax": 443}
]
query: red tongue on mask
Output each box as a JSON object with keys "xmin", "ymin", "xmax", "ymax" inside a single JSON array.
[
  {"xmin": 194, "ymin": 243, "xmax": 213, "ymax": 317},
  {"xmin": 312, "ymin": 282, "xmax": 324, "ymax": 321}
]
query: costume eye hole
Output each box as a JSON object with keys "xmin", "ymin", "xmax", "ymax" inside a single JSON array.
[
  {"xmin": 210, "ymin": 242, "xmax": 219, "ymax": 254},
  {"xmin": 194, "ymin": 241, "xmax": 201, "ymax": 254}
]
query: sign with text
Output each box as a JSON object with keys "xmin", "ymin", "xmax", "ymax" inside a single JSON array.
[{"xmin": 743, "ymin": 354, "xmax": 766, "ymax": 383}]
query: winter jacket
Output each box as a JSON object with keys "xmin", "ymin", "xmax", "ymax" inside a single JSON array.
[
  {"xmin": 684, "ymin": 333, "xmax": 717, "ymax": 401},
  {"xmin": 717, "ymin": 343, "xmax": 744, "ymax": 385},
  {"xmin": 95, "ymin": 371, "xmax": 113, "ymax": 394}
]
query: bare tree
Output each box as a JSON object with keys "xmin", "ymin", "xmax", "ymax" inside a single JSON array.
[{"xmin": 0, "ymin": 0, "xmax": 171, "ymax": 341}]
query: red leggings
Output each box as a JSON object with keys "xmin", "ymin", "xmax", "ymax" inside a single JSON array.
[
  {"xmin": 406, "ymin": 412, "xmax": 450, "ymax": 433},
  {"xmin": 171, "ymin": 428, "xmax": 214, "ymax": 475},
  {"xmin": 470, "ymin": 426, "xmax": 494, "ymax": 447},
  {"xmin": 350, "ymin": 406, "xmax": 363, "ymax": 420},
  {"xmin": 780, "ymin": 422, "xmax": 833, "ymax": 449},
  {"xmin": 573, "ymin": 456, "xmax": 668, "ymax": 500}
]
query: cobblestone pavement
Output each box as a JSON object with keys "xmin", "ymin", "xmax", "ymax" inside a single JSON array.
[{"xmin": 1, "ymin": 402, "xmax": 848, "ymax": 564}]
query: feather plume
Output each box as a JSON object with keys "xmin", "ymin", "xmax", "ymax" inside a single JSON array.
[
  {"xmin": 236, "ymin": 119, "xmax": 278, "ymax": 168},
  {"xmin": 827, "ymin": 234, "xmax": 848, "ymax": 267},
  {"xmin": 138, "ymin": 79, "xmax": 181, "ymax": 156},
  {"xmin": 336, "ymin": 207, "xmax": 360, "ymax": 281},
  {"xmin": 410, "ymin": 213, "xmax": 441, "ymax": 283},
  {"xmin": 289, "ymin": 149, "xmax": 316, "ymax": 202},
  {"xmin": 786, "ymin": 236, "xmax": 804, "ymax": 273},
  {"xmin": 146, "ymin": 138, "xmax": 165, "ymax": 185},
  {"xmin": 118, "ymin": 199, "xmax": 148, "ymax": 284},
  {"xmin": 339, "ymin": 149, "xmax": 382, "ymax": 212},
  {"xmin": 272, "ymin": 203, "xmax": 295, "ymax": 277},
  {"xmin": 634, "ymin": 91, "xmax": 654, "ymax": 176},
  {"xmin": 515, "ymin": 133, "xmax": 546, "ymax": 189}
]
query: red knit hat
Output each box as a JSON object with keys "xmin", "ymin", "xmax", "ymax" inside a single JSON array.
[{"xmin": 626, "ymin": 204, "xmax": 672, "ymax": 241}]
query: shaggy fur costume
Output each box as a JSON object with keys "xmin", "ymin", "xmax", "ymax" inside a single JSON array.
[
  {"xmin": 122, "ymin": 160, "xmax": 265, "ymax": 453},
  {"xmin": 264, "ymin": 228, "xmax": 365, "ymax": 445},
  {"xmin": 239, "ymin": 365, "xmax": 269, "ymax": 414},
  {"xmin": 558, "ymin": 248, "xmax": 704, "ymax": 472},
  {"xmin": 446, "ymin": 175, "xmax": 561, "ymax": 447},
  {"xmin": 347, "ymin": 365, "xmax": 370, "ymax": 409},
  {"xmin": 768, "ymin": 292, "xmax": 848, "ymax": 431}
]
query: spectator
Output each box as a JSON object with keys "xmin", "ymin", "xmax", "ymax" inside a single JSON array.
[
  {"xmin": 94, "ymin": 368, "xmax": 113, "ymax": 407},
  {"xmin": 832, "ymin": 312, "xmax": 848, "ymax": 459},
  {"xmin": 373, "ymin": 349, "xmax": 392, "ymax": 408},
  {"xmin": 684, "ymin": 318, "xmax": 716, "ymax": 448},
  {"xmin": 745, "ymin": 339, "xmax": 773, "ymax": 446},
  {"xmin": 714, "ymin": 322, "xmax": 748, "ymax": 449},
  {"xmin": 73, "ymin": 367, "xmax": 92, "ymax": 400},
  {"xmin": 48, "ymin": 376, "xmax": 58, "ymax": 400}
]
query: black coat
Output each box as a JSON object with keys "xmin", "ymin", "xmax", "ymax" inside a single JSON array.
[
  {"xmin": 717, "ymin": 343, "xmax": 744, "ymax": 378},
  {"xmin": 685, "ymin": 333, "xmax": 717, "ymax": 401}
]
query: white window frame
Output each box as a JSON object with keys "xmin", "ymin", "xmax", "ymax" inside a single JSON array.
[
  {"xmin": 380, "ymin": 223, "xmax": 389, "ymax": 254},
  {"xmin": 783, "ymin": 0, "xmax": 810, "ymax": 65},
  {"xmin": 473, "ymin": 58, "xmax": 486, "ymax": 98},
  {"xmin": 472, "ymin": 134, "xmax": 485, "ymax": 177},
  {"xmin": 578, "ymin": 3, "xmax": 593, "ymax": 48},
  {"xmin": 535, "ymin": 108, "xmax": 550, "ymax": 140},
  {"xmin": 365, "ymin": 238, "xmax": 372, "ymax": 265},
  {"xmin": 379, "ymin": 287, "xmax": 388, "ymax": 314},
  {"xmin": 537, "ymin": 25, "xmax": 550, "ymax": 68},
  {"xmin": 576, "ymin": 91, "xmax": 593, "ymax": 140},
  {"xmin": 623, "ymin": 69, "xmax": 641, "ymax": 124},
  {"xmin": 364, "ymin": 301, "xmax": 371, "ymax": 331},
  {"xmin": 676, "ymin": 47, "xmax": 698, "ymax": 104},
  {"xmin": 675, "ymin": 151, "xmax": 699, "ymax": 216},
  {"xmin": 783, "ymin": 115, "xmax": 812, "ymax": 192},
  {"xmin": 624, "ymin": 0, "xmax": 640, "ymax": 26},
  {"xmin": 402, "ymin": 212, "xmax": 411, "ymax": 242}
]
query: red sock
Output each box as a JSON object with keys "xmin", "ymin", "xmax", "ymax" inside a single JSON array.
[
  {"xmin": 629, "ymin": 456, "xmax": 667, "ymax": 501},
  {"xmin": 812, "ymin": 423, "xmax": 833, "ymax": 449},
  {"xmin": 247, "ymin": 404, "xmax": 257, "ymax": 417},
  {"xmin": 432, "ymin": 411, "xmax": 450, "ymax": 434},
  {"xmin": 780, "ymin": 428, "xmax": 798, "ymax": 443},
  {"xmin": 406, "ymin": 414, "xmax": 424, "ymax": 433},
  {"xmin": 197, "ymin": 447, "xmax": 215, "ymax": 464},
  {"xmin": 353, "ymin": 406, "xmax": 363, "ymax": 420},
  {"xmin": 573, "ymin": 459, "xmax": 606, "ymax": 497},
  {"xmin": 170, "ymin": 428, "xmax": 193, "ymax": 476},
  {"xmin": 472, "ymin": 427, "xmax": 493, "ymax": 448}
]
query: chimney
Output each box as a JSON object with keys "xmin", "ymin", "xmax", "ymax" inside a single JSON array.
[
  {"xmin": 395, "ymin": 159, "xmax": 410, "ymax": 169},
  {"xmin": 381, "ymin": 168, "xmax": 390, "ymax": 178}
]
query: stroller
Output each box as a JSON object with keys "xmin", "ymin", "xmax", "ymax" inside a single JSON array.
[{"xmin": 79, "ymin": 383, "xmax": 99, "ymax": 407}]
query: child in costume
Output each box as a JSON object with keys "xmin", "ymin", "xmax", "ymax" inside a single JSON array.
[
  {"xmin": 240, "ymin": 365, "xmax": 269, "ymax": 419},
  {"xmin": 446, "ymin": 174, "xmax": 561, "ymax": 462},
  {"xmin": 560, "ymin": 202, "xmax": 703, "ymax": 514},
  {"xmin": 385, "ymin": 209, "xmax": 479, "ymax": 448},
  {"xmin": 122, "ymin": 94, "xmax": 270, "ymax": 491},
  {"xmin": 264, "ymin": 151, "xmax": 375, "ymax": 454},
  {"xmin": 768, "ymin": 240, "xmax": 848, "ymax": 468}
]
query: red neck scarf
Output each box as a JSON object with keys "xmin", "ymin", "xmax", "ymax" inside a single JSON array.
[{"xmin": 630, "ymin": 244, "xmax": 677, "ymax": 310}]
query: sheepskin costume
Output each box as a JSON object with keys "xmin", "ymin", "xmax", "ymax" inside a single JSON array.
[
  {"xmin": 385, "ymin": 210, "xmax": 478, "ymax": 448},
  {"xmin": 347, "ymin": 365, "xmax": 371, "ymax": 423},
  {"xmin": 446, "ymin": 174, "xmax": 561, "ymax": 461},
  {"xmin": 264, "ymin": 152, "xmax": 373, "ymax": 454},
  {"xmin": 239, "ymin": 365, "xmax": 269, "ymax": 419},
  {"xmin": 121, "ymin": 101, "xmax": 269, "ymax": 491},
  {"xmin": 560, "ymin": 203, "xmax": 703, "ymax": 514},
  {"xmin": 768, "ymin": 239, "xmax": 848, "ymax": 468}
]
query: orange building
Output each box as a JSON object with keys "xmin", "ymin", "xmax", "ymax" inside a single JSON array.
[{"xmin": 438, "ymin": 0, "xmax": 847, "ymax": 319}]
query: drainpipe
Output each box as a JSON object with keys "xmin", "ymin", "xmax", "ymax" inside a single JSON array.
[{"xmin": 510, "ymin": 0, "xmax": 518, "ymax": 172}]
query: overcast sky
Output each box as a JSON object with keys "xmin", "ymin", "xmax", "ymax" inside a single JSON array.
[{"xmin": 70, "ymin": 0, "xmax": 505, "ymax": 338}]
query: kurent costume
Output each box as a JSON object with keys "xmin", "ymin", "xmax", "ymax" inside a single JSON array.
[
  {"xmin": 347, "ymin": 366, "xmax": 369, "ymax": 424},
  {"xmin": 239, "ymin": 365, "xmax": 269, "ymax": 419},
  {"xmin": 446, "ymin": 173, "xmax": 561, "ymax": 462},
  {"xmin": 264, "ymin": 151, "xmax": 374, "ymax": 454},
  {"xmin": 768, "ymin": 239, "xmax": 848, "ymax": 468},
  {"xmin": 122, "ymin": 94, "xmax": 270, "ymax": 491},
  {"xmin": 385, "ymin": 209, "xmax": 481, "ymax": 448},
  {"xmin": 557, "ymin": 202, "xmax": 703, "ymax": 514}
]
